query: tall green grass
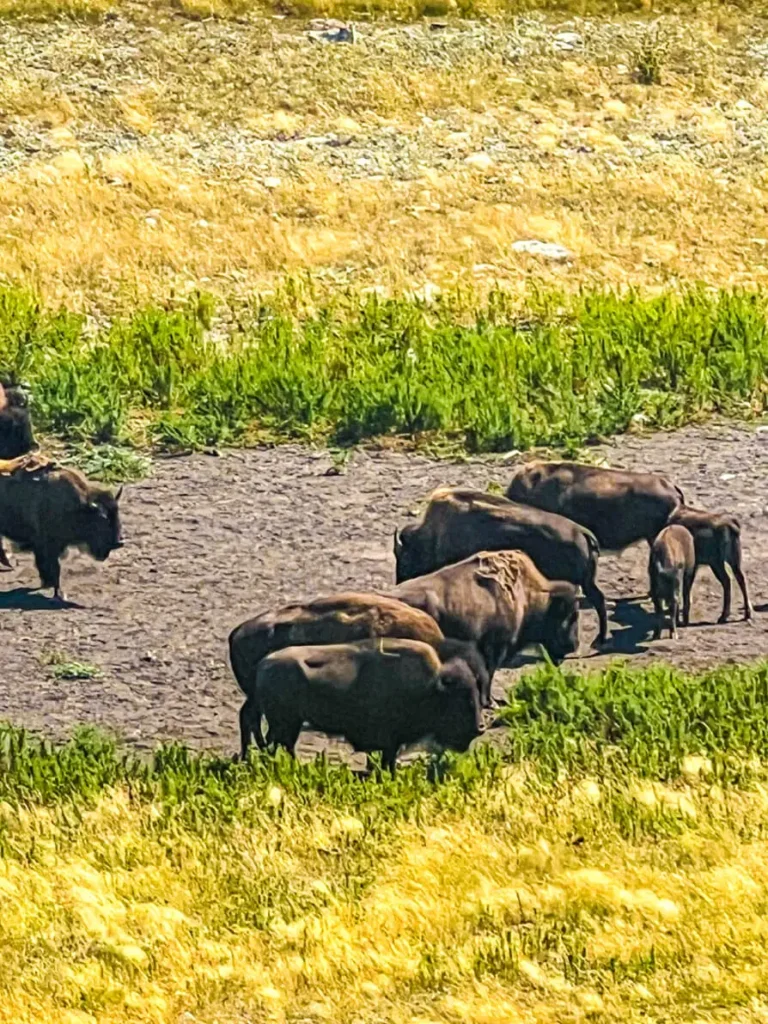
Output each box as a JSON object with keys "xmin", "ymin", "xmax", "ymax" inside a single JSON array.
[
  {"xmin": 3, "ymin": 286, "xmax": 768, "ymax": 454},
  {"xmin": 3, "ymin": 660, "xmax": 768, "ymax": 816}
]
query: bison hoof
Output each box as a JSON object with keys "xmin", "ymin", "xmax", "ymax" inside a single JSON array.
[{"xmin": 717, "ymin": 615, "xmax": 729, "ymax": 625}]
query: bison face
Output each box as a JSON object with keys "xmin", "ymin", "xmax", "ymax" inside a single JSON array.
[
  {"xmin": 82, "ymin": 489, "xmax": 124, "ymax": 561},
  {"xmin": 0, "ymin": 406, "xmax": 35, "ymax": 459},
  {"xmin": 393, "ymin": 525, "xmax": 428, "ymax": 583},
  {"xmin": 541, "ymin": 584, "xmax": 580, "ymax": 663},
  {"xmin": 433, "ymin": 661, "xmax": 484, "ymax": 753}
]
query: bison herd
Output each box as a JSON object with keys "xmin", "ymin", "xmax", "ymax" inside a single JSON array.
[{"xmin": 0, "ymin": 381, "xmax": 754, "ymax": 772}]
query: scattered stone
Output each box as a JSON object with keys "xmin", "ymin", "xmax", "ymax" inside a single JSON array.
[
  {"xmin": 464, "ymin": 151, "xmax": 494, "ymax": 171},
  {"xmin": 308, "ymin": 19, "xmax": 355, "ymax": 43},
  {"xmin": 553, "ymin": 31, "xmax": 582, "ymax": 51},
  {"xmin": 511, "ymin": 239, "xmax": 573, "ymax": 261},
  {"xmin": 263, "ymin": 176, "xmax": 282, "ymax": 189}
]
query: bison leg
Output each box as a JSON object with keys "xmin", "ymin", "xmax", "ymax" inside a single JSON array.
[
  {"xmin": 650, "ymin": 584, "xmax": 663, "ymax": 641},
  {"xmin": 669, "ymin": 590, "xmax": 679, "ymax": 640},
  {"xmin": 33, "ymin": 545, "xmax": 64, "ymax": 602},
  {"xmin": 265, "ymin": 718, "xmax": 302, "ymax": 757},
  {"xmin": 711, "ymin": 563, "xmax": 732, "ymax": 624},
  {"xmin": 239, "ymin": 697, "xmax": 264, "ymax": 758},
  {"xmin": 728, "ymin": 542, "xmax": 753, "ymax": 621},
  {"xmin": 583, "ymin": 577, "xmax": 608, "ymax": 646},
  {"xmin": 0, "ymin": 540, "xmax": 11, "ymax": 571},
  {"xmin": 681, "ymin": 569, "xmax": 693, "ymax": 627},
  {"xmin": 381, "ymin": 745, "xmax": 400, "ymax": 774}
]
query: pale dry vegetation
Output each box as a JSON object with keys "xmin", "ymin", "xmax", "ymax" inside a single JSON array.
[{"xmin": 0, "ymin": 8, "xmax": 766, "ymax": 311}]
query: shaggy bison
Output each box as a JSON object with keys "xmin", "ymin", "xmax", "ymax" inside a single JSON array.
[
  {"xmin": 394, "ymin": 487, "xmax": 607, "ymax": 644},
  {"xmin": 243, "ymin": 637, "xmax": 485, "ymax": 770},
  {"xmin": 0, "ymin": 460, "xmax": 123, "ymax": 601},
  {"xmin": 506, "ymin": 460, "xmax": 684, "ymax": 551},
  {"xmin": 390, "ymin": 549, "xmax": 580, "ymax": 699},
  {"xmin": 649, "ymin": 524, "xmax": 696, "ymax": 639}
]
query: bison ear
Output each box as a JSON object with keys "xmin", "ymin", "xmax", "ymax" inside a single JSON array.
[
  {"xmin": 115, "ymin": 485, "xmax": 124, "ymax": 501},
  {"xmin": 549, "ymin": 581, "xmax": 578, "ymax": 600},
  {"xmin": 393, "ymin": 528, "xmax": 403, "ymax": 558}
]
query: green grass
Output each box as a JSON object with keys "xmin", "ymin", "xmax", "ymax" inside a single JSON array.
[{"xmin": 5, "ymin": 285, "xmax": 768, "ymax": 456}]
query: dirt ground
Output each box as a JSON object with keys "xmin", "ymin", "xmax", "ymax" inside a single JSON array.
[{"xmin": 1, "ymin": 422, "xmax": 767, "ymax": 760}]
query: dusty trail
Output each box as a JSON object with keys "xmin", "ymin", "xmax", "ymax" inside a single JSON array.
[{"xmin": 1, "ymin": 423, "xmax": 767, "ymax": 758}]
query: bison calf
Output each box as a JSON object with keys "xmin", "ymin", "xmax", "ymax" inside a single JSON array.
[
  {"xmin": 0, "ymin": 380, "xmax": 35, "ymax": 461},
  {"xmin": 666, "ymin": 506, "xmax": 753, "ymax": 623},
  {"xmin": 649, "ymin": 525, "xmax": 695, "ymax": 639},
  {"xmin": 244, "ymin": 637, "xmax": 485, "ymax": 771},
  {"xmin": 0, "ymin": 462, "xmax": 123, "ymax": 601}
]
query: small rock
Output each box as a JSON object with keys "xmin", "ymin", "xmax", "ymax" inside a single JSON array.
[
  {"xmin": 308, "ymin": 19, "xmax": 355, "ymax": 43},
  {"xmin": 464, "ymin": 152, "xmax": 494, "ymax": 171},
  {"xmin": 553, "ymin": 31, "xmax": 582, "ymax": 51},
  {"xmin": 511, "ymin": 239, "xmax": 573, "ymax": 261},
  {"xmin": 263, "ymin": 176, "xmax": 281, "ymax": 189},
  {"xmin": 720, "ymin": 472, "xmax": 736, "ymax": 481}
]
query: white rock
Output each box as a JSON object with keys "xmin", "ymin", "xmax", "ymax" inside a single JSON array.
[
  {"xmin": 511, "ymin": 239, "xmax": 573, "ymax": 261},
  {"xmin": 553, "ymin": 31, "xmax": 582, "ymax": 51},
  {"xmin": 263, "ymin": 176, "xmax": 282, "ymax": 189},
  {"xmin": 464, "ymin": 152, "xmax": 494, "ymax": 171}
]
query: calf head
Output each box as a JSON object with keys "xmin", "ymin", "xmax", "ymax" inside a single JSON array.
[
  {"xmin": 540, "ymin": 581, "xmax": 580, "ymax": 663},
  {"xmin": 393, "ymin": 524, "xmax": 428, "ymax": 583},
  {"xmin": 432, "ymin": 659, "xmax": 484, "ymax": 753},
  {"xmin": 436, "ymin": 638, "xmax": 492, "ymax": 708},
  {"xmin": 81, "ymin": 486, "xmax": 124, "ymax": 561},
  {"xmin": 0, "ymin": 383, "xmax": 34, "ymax": 459}
]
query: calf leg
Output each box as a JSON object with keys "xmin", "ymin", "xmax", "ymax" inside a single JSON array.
[
  {"xmin": 33, "ymin": 545, "xmax": 64, "ymax": 602},
  {"xmin": 711, "ymin": 563, "xmax": 732, "ymax": 624},
  {"xmin": 381, "ymin": 745, "xmax": 400, "ymax": 774},
  {"xmin": 728, "ymin": 540, "xmax": 753, "ymax": 621},
  {"xmin": 669, "ymin": 588, "xmax": 679, "ymax": 640},
  {"xmin": 651, "ymin": 581, "xmax": 664, "ymax": 641}
]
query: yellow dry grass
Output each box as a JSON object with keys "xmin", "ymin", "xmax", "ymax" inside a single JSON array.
[
  {"xmin": 0, "ymin": 6, "xmax": 765, "ymax": 310},
  {"xmin": 3, "ymin": 769, "xmax": 768, "ymax": 1022}
]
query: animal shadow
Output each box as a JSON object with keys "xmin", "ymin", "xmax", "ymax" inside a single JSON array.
[
  {"xmin": 0, "ymin": 586, "xmax": 81, "ymax": 611},
  {"xmin": 605, "ymin": 599, "xmax": 658, "ymax": 655}
]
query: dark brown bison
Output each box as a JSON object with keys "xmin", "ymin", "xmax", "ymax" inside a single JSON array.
[
  {"xmin": 0, "ymin": 380, "xmax": 35, "ymax": 461},
  {"xmin": 245, "ymin": 637, "xmax": 485, "ymax": 771},
  {"xmin": 666, "ymin": 506, "xmax": 752, "ymax": 623},
  {"xmin": 0, "ymin": 460, "xmax": 123, "ymax": 601},
  {"xmin": 649, "ymin": 524, "xmax": 695, "ymax": 639},
  {"xmin": 390, "ymin": 550, "xmax": 580, "ymax": 699},
  {"xmin": 393, "ymin": 487, "xmax": 607, "ymax": 645},
  {"xmin": 229, "ymin": 591, "xmax": 446, "ymax": 706},
  {"xmin": 506, "ymin": 460, "xmax": 684, "ymax": 551}
]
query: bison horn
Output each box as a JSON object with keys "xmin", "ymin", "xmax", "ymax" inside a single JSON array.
[
  {"xmin": 393, "ymin": 528, "xmax": 403, "ymax": 558},
  {"xmin": 115, "ymin": 485, "xmax": 124, "ymax": 501}
]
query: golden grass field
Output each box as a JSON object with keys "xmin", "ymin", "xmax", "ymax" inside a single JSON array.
[
  {"xmin": 0, "ymin": 3, "xmax": 766, "ymax": 312},
  {"xmin": 5, "ymin": 760, "xmax": 768, "ymax": 1024}
]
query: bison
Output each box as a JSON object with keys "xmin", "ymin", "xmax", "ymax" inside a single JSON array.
[
  {"xmin": 0, "ymin": 380, "xmax": 35, "ymax": 461},
  {"xmin": 0, "ymin": 461, "xmax": 123, "ymax": 601},
  {"xmin": 649, "ymin": 524, "xmax": 695, "ymax": 639},
  {"xmin": 393, "ymin": 487, "xmax": 607, "ymax": 644},
  {"xmin": 229, "ymin": 591, "xmax": 448, "ymax": 705},
  {"xmin": 666, "ymin": 506, "xmax": 752, "ymax": 623},
  {"xmin": 506, "ymin": 460, "xmax": 684, "ymax": 551},
  {"xmin": 244, "ymin": 637, "xmax": 485, "ymax": 771},
  {"xmin": 390, "ymin": 549, "xmax": 580, "ymax": 698}
]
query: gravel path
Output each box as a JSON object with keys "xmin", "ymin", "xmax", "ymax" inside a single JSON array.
[{"xmin": 1, "ymin": 422, "xmax": 767, "ymax": 759}]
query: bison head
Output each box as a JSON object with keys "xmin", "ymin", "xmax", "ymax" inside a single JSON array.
[
  {"xmin": 80, "ymin": 486, "xmax": 124, "ymax": 561},
  {"xmin": 540, "ymin": 581, "xmax": 580, "ymax": 663},
  {"xmin": 0, "ymin": 382, "xmax": 35, "ymax": 459},
  {"xmin": 431, "ymin": 658, "xmax": 484, "ymax": 753},
  {"xmin": 393, "ymin": 524, "xmax": 428, "ymax": 583}
]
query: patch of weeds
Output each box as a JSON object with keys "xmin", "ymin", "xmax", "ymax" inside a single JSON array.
[
  {"xmin": 41, "ymin": 651, "xmax": 103, "ymax": 681},
  {"xmin": 65, "ymin": 442, "xmax": 150, "ymax": 483},
  {"xmin": 634, "ymin": 24, "xmax": 671, "ymax": 86}
]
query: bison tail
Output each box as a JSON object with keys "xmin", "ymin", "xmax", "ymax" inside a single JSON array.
[
  {"xmin": 585, "ymin": 530, "xmax": 601, "ymax": 560},
  {"xmin": 674, "ymin": 484, "xmax": 686, "ymax": 505}
]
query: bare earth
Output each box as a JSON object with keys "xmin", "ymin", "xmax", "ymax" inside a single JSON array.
[{"xmin": 1, "ymin": 423, "xmax": 767, "ymax": 759}]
